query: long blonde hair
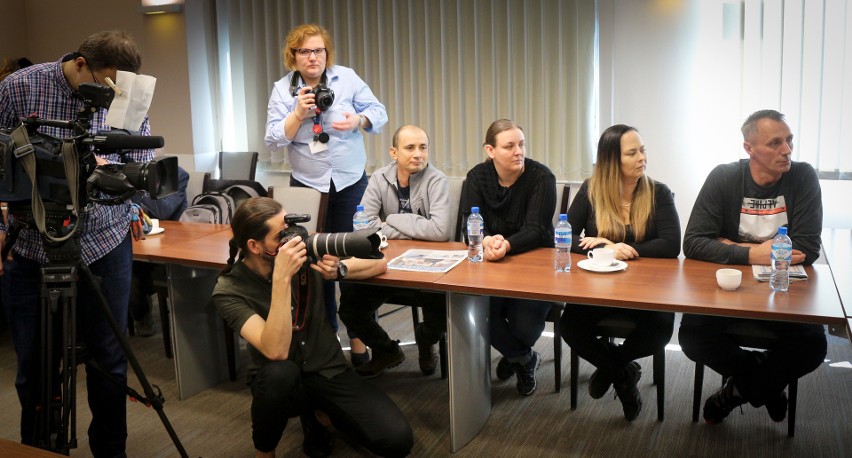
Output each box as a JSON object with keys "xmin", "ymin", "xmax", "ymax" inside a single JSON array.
[{"xmin": 588, "ymin": 125, "xmax": 655, "ymax": 241}]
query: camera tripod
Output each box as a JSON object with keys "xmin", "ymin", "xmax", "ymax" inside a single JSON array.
[{"xmin": 4, "ymin": 207, "xmax": 188, "ymax": 457}]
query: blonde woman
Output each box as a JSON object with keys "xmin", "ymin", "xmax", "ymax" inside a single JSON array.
[{"xmin": 561, "ymin": 124, "xmax": 680, "ymax": 421}]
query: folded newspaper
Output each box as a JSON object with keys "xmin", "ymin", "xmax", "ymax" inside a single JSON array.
[
  {"xmin": 387, "ymin": 249, "xmax": 468, "ymax": 273},
  {"xmin": 752, "ymin": 265, "xmax": 808, "ymax": 282}
]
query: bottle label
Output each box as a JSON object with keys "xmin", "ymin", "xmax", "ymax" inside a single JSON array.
[{"xmin": 770, "ymin": 244, "xmax": 792, "ymax": 261}]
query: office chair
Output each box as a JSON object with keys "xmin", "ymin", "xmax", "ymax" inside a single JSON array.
[{"xmin": 691, "ymin": 322, "xmax": 799, "ymax": 436}]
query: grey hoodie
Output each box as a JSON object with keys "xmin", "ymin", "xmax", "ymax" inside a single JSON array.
[{"xmin": 359, "ymin": 161, "xmax": 453, "ymax": 241}]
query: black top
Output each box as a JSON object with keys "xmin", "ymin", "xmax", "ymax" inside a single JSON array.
[
  {"xmin": 213, "ymin": 261, "xmax": 347, "ymax": 384},
  {"xmin": 567, "ymin": 179, "xmax": 681, "ymax": 258},
  {"xmin": 461, "ymin": 158, "xmax": 556, "ymax": 254}
]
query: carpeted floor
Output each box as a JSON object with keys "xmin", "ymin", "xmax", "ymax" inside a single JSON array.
[{"xmin": 1, "ymin": 306, "xmax": 851, "ymax": 457}]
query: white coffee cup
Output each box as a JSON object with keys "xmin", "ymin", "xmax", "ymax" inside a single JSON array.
[
  {"xmin": 587, "ymin": 248, "xmax": 615, "ymax": 267},
  {"xmin": 716, "ymin": 268, "xmax": 742, "ymax": 291},
  {"xmin": 149, "ymin": 218, "xmax": 160, "ymax": 232},
  {"xmin": 376, "ymin": 230, "xmax": 388, "ymax": 249}
]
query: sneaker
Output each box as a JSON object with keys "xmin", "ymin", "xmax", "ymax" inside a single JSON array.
[
  {"xmin": 134, "ymin": 313, "xmax": 155, "ymax": 337},
  {"xmin": 613, "ymin": 361, "xmax": 642, "ymax": 421},
  {"xmin": 414, "ymin": 325, "xmax": 439, "ymax": 376},
  {"xmin": 300, "ymin": 413, "xmax": 333, "ymax": 458},
  {"xmin": 350, "ymin": 350, "xmax": 370, "ymax": 368},
  {"xmin": 496, "ymin": 357, "xmax": 515, "ymax": 381},
  {"xmin": 765, "ymin": 391, "xmax": 788, "ymax": 422},
  {"xmin": 588, "ymin": 368, "xmax": 613, "ymax": 399},
  {"xmin": 355, "ymin": 341, "xmax": 405, "ymax": 378},
  {"xmin": 703, "ymin": 377, "xmax": 746, "ymax": 425},
  {"xmin": 515, "ymin": 351, "xmax": 541, "ymax": 396}
]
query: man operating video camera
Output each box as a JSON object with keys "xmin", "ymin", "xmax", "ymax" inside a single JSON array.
[{"xmin": 0, "ymin": 30, "xmax": 153, "ymax": 457}]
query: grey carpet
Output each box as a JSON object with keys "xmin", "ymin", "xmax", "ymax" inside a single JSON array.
[{"xmin": 1, "ymin": 306, "xmax": 851, "ymax": 457}]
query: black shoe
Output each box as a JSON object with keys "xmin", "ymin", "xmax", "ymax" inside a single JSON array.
[
  {"xmin": 613, "ymin": 362, "xmax": 642, "ymax": 421},
  {"xmin": 350, "ymin": 350, "xmax": 370, "ymax": 368},
  {"xmin": 496, "ymin": 357, "xmax": 515, "ymax": 381},
  {"xmin": 515, "ymin": 352, "xmax": 541, "ymax": 396},
  {"xmin": 300, "ymin": 413, "xmax": 333, "ymax": 458},
  {"xmin": 588, "ymin": 368, "xmax": 613, "ymax": 399},
  {"xmin": 766, "ymin": 391, "xmax": 788, "ymax": 422},
  {"xmin": 589, "ymin": 340, "xmax": 619, "ymax": 398},
  {"xmin": 414, "ymin": 325, "xmax": 438, "ymax": 376},
  {"xmin": 355, "ymin": 341, "xmax": 405, "ymax": 379},
  {"xmin": 703, "ymin": 377, "xmax": 746, "ymax": 425}
]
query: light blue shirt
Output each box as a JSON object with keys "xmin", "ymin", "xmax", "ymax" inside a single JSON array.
[{"xmin": 265, "ymin": 65, "xmax": 387, "ymax": 192}]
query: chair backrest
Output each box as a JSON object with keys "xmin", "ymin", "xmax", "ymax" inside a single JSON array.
[
  {"xmin": 559, "ymin": 183, "xmax": 572, "ymax": 215},
  {"xmin": 453, "ymin": 179, "xmax": 468, "ymax": 242},
  {"xmin": 219, "ymin": 151, "xmax": 259, "ymax": 181},
  {"xmin": 268, "ymin": 186, "xmax": 328, "ymax": 233}
]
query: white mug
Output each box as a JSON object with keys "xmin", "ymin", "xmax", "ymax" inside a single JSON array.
[
  {"xmin": 587, "ymin": 248, "xmax": 615, "ymax": 267},
  {"xmin": 716, "ymin": 268, "xmax": 742, "ymax": 291},
  {"xmin": 149, "ymin": 218, "xmax": 160, "ymax": 232},
  {"xmin": 376, "ymin": 230, "xmax": 388, "ymax": 248}
]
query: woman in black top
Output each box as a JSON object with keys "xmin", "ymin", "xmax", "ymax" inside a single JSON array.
[
  {"xmin": 561, "ymin": 124, "xmax": 681, "ymax": 421},
  {"xmin": 461, "ymin": 119, "xmax": 557, "ymax": 397}
]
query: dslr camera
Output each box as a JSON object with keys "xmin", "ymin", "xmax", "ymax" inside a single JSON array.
[
  {"xmin": 309, "ymin": 84, "xmax": 335, "ymax": 111},
  {"xmin": 280, "ymin": 214, "xmax": 383, "ymax": 260}
]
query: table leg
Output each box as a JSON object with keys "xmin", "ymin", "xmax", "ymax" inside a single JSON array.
[
  {"xmin": 167, "ymin": 264, "xmax": 230, "ymax": 399},
  {"xmin": 447, "ymin": 292, "xmax": 491, "ymax": 452}
]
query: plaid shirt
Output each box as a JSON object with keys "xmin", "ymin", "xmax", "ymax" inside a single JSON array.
[{"xmin": 0, "ymin": 55, "xmax": 153, "ymax": 264}]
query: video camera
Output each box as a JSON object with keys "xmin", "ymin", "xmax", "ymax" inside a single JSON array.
[
  {"xmin": 0, "ymin": 83, "xmax": 178, "ymax": 207},
  {"xmin": 281, "ymin": 214, "xmax": 383, "ymax": 260}
]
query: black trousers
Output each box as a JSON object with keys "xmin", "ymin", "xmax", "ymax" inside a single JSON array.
[
  {"xmin": 250, "ymin": 361, "xmax": 413, "ymax": 456},
  {"xmin": 561, "ymin": 304, "xmax": 674, "ymax": 377},
  {"xmin": 678, "ymin": 315, "xmax": 826, "ymax": 406},
  {"xmin": 338, "ymin": 283, "xmax": 446, "ymax": 351}
]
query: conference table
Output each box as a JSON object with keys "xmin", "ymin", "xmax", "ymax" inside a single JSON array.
[{"xmin": 133, "ymin": 221, "xmax": 846, "ymax": 453}]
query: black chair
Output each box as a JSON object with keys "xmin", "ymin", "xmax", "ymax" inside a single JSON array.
[
  {"xmin": 691, "ymin": 323, "xmax": 798, "ymax": 436},
  {"xmin": 569, "ymin": 320, "xmax": 666, "ymax": 421},
  {"xmin": 219, "ymin": 151, "xmax": 259, "ymax": 180}
]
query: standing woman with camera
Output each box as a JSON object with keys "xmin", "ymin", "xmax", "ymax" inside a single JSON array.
[{"xmin": 265, "ymin": 24, "xmax": 387, "ymax": 359}]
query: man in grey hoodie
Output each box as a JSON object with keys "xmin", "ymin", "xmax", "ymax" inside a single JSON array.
[{"xmin": 339, "ymin": 125, "xmax": 453, "ymax": 378}]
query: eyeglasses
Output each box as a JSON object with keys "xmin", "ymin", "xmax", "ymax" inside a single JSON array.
[
  {"xmin": 80, "ymin": 54, "xmax": 101, "ymax": 85},
  {"xmin": 293, "ymin": 48, "xmax": 327, "ymax": 58}
]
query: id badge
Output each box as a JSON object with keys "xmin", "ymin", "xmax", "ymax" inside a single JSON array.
[{"xmin": 309, "ymin": 140, "xmax": 329, "ymax": 154}]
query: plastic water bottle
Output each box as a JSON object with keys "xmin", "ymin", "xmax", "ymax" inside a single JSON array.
[
  {"xmin": 770, "ymin": 226, "xmax": 792, "ymax": 292},
  {"xmin": 467, "ymin": 207, "xmax": 484, "ymax": 262},
  {"xmin": 554, "ymin": 214, "xmax": 572, "ymax": 272},
  {"xmin": 353, "ymin": 205, "xmax": 369, "ymax": 231}
]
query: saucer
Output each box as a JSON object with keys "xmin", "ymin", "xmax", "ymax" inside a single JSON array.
[
  {"xmin": 147, "ymin": 227, "xmax": 165, "ymax": 235},
  {"xmin": 577, "ymin": 259, "xmax": 627, "ymax": 273},
  {"xmin": 380, "ymin": 241, "xmax": 389, "ymax": 250}
]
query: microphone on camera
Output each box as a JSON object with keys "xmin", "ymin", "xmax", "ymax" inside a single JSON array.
[{"xmin": 88, "ymin": 129, "xmax": 165, "ymax": 150}]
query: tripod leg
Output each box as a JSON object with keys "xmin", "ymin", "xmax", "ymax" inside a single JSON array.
[{"xmin": 77, "ymin": 263, "xmax": 189, "ymax": 458}]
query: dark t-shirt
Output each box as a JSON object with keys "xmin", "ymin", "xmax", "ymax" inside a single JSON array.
[{"xmin": 213, "ymin": 261, "xmax": 347, "ymax": 384}]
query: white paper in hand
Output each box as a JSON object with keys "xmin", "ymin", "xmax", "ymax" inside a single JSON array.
[{"xmin": 105, "ymin": 70, "xmax": 157, "ymax": 131}]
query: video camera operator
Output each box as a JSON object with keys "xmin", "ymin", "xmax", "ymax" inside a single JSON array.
[{"xmin": 0, "ymin": 30, "xmax": 153, "ymax": 456}]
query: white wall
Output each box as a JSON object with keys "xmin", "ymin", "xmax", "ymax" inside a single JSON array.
[{"xmin": 599, "ymin": 0, "xmax": 852, "ymax": 230}]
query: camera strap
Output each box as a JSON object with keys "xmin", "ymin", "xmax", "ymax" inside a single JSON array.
[{"xmin": 9, "ymin": 124, "xmax": 81, "ymax": 243}]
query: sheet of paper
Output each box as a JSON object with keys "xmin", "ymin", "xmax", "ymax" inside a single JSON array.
[{"xmin": 105, "ymin": 70, "xmax": 157, "ymax": 131}]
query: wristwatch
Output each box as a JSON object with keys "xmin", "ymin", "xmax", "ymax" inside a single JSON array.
[{"xmin": 337, "ymin": 262, "xmax": 349, "ymax": 280}]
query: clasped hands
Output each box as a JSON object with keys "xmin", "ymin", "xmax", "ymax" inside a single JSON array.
[
  {"xmin": 293, "ymin": 86, "xmax": 361, "ymax": 131},
  {"xmin": 272, "ymin": 235, "xmax": 343, "ymax": 281}
]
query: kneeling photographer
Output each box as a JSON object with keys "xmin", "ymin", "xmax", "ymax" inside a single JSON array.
[
  {"xmin": 0, "ymin": 30, "xmax": 155, "ymax": 457},
  {"xmin": 213, "ymin": 197, "xmax": 412, "ymax": 457}
]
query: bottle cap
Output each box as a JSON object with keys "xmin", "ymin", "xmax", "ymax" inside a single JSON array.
[
  {"xmin": 778, "ymin": 226, "xmax": 787, "ymax": 235},
  {"xmin": 471, "ymin": 207, "xmax": 479, "ymax": 213},
  {"xmin": 559, "ymin": 214, "xmax": 567, "ymax": 220},
  {"xmin": 356, "ymin": 205, "xmax": 364, "ymax": 212}
]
